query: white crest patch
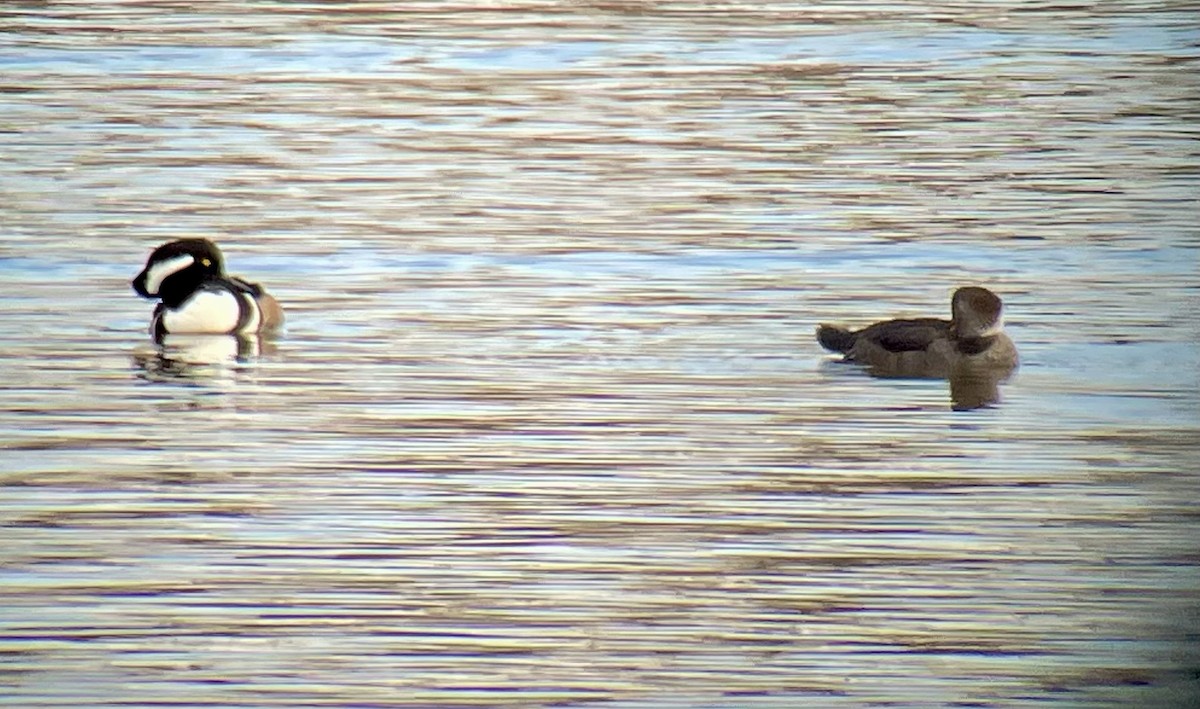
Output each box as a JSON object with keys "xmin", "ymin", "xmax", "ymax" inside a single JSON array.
[
  {"xmin": 161, "ymin": 289, "xmax": 241, "ymax": 334},
  {"xmin": 143, "ymin": 253, "xmax": 195, "ymax": 295}
]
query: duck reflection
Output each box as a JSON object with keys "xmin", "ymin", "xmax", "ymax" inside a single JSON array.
[
  {"xmin": 132, "ymin": 333, "xmax": 275, "ymax": 383},
  {"xmin": 816, "ymin": 361, "xmax": 1013, "ymax": 411},
  {"xmin": 816, "ymin": 287, "xmax": 1018, "ymax": 411},
  {"xmin": 947, "ymin": 370, "xmax": 1011, "ymax": 411}
]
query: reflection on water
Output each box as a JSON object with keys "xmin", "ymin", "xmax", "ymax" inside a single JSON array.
[
  {"xmin": 947, "ymin": 371, "xmax": 1009, "ymax": 411},
  {"xmin": 822, "ymin": 360, "xmax": 1014, "ymax": 412},
  {"xmin": 1, "ymin": 2, "xmax": 1198, "ymax": 708},
  {"xmin": 131, "ymin": 334, "xmax": 277, "ymax": 384}
]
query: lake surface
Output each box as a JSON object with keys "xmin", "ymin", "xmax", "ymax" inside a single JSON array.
[{"xmin": 1, "ymin": 2, "xmax": 1198, "ymax": 707}]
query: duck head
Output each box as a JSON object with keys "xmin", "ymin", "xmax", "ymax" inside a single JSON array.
[
  {"xmin": 133, "ymin": 238, "xmax": 225, "ymax": 306},
  {"xmin": 949, "ymin": 286, "xmax": 1004, "ymax": 339}
]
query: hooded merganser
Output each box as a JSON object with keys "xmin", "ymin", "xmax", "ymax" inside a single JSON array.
[
  {"xmin": 132, "ymin": 238, "xmax": 284, "ymax": 340},
  {"xmin": 815, "ymin": 286, "xmax": 1017, "ymax": 378}
]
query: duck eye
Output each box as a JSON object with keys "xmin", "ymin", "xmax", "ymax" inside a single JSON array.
[{"xmin": 201, "ymin": 258, "xmax": 212, "ymax": 267}]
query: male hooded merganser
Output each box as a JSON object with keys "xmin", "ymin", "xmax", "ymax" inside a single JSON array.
[
  {"xmin": 815, "ymin": 286, "xmax": 1017, "ymax": 379},
  {"xmin": 132, "ymin": 238, "xmax": 284, "ymax": 340}
]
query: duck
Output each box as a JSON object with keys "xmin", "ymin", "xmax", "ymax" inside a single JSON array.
[
  {"xmin": 132, "ymin": 238, "xmax": 284, "ymax": 340},
  {"xmin": 815, "ymin": 286, "xmax": 1017, "ymax": 379}
]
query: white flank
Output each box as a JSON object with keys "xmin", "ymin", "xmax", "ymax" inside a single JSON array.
[
  {"xmin": 237, "ymin": 291, "xmax": 262, "ymax": 333},
  {"xmin": 161, "ymin": 290, "xmax": 241, "ymax": 334},
  {"xmin": 143, "ymin": 253, "xmax": 195, "ymax": 295}
]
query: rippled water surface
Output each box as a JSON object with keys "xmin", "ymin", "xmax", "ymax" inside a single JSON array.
[{"xmin": 2, "ymin": 2, "xmax": 1198, "ymax": 707}]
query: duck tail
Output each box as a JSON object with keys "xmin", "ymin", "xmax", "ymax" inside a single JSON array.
[{"xmin": 816, "ymin": 324, "xmax": 856, "ymax": 354}]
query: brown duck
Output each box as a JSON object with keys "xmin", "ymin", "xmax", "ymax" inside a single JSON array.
[{"xmin": 816, "ymin": 286, "xmax": 1018, "ymax": 379}]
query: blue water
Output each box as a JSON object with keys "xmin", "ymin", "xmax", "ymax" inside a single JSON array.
[{"xmin": 1, "ymin": 4, "xmax": 1198, "ymax": 708}]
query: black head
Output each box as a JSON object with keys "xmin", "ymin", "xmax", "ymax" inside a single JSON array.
[{"xmin": 132, "ymin": 238, "xmax": 225, "ymax": 305}]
